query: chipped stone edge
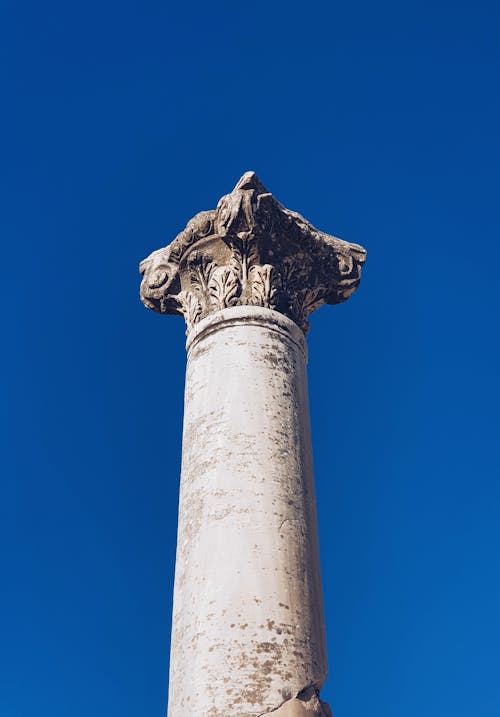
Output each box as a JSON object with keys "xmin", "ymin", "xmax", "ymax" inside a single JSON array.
[{"xmin": 258, "ymin": 685, "xmax": 332, "ymax": 717}]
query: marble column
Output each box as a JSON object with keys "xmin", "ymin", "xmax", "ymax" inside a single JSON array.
[{"xmin": 139, "ymin": 173, "xmax": 366, "ymax": 716}]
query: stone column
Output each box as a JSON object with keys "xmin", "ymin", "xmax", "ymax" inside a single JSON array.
[{"xmin": 139, "ymin": 173, "xmax": 366, "ymax": 716}]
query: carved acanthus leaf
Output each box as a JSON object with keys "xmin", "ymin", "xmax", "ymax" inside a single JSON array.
[
  {"xmin": 249, "ymin": 264, "xmax": 279, "ymax": 309},
  {"xmin": 188, "ymin": 253, "xmax": 217, "ymax": 299},
  {"xmin": 208, "ymin": 266, "xmax": 240, "ymax": 312},
  {"xmin": 176, "ymin": 291, "xmax": 202, "ymax": 331},
  {"xmin": 139, "ymin": 171, "xmax": 366, "ymax": 333}
]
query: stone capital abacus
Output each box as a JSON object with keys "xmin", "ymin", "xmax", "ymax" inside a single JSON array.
[{"xmin": 139, "ymin": 172, "xmax": 366, "ymax": 334}]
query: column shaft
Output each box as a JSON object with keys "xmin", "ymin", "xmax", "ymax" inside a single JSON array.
[{"xmin": 168, "ymin": 307, "xmax": 328, "ymax": 716}]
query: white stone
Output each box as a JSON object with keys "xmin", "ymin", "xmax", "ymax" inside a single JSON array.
[
  {"xmin": 139, "ymin": 172, "xmax": 366, "ymax": 715},
  {"xmin": 168, "ymin": 306, "xmax": 328, "ymax": 716}
]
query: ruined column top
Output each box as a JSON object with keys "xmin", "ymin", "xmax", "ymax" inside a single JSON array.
[{"xmin": 139, "ymin": 171, "xmax": 366, "ymax": 334}]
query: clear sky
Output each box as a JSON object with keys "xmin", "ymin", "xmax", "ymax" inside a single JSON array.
[{"xmin": 2, "ymin": 1, "xmax": 499, "ymax": 715}]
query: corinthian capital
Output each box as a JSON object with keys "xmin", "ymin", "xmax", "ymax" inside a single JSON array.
[{"xmin": 139, "ymin": 172, "xmax": 366, "ymax": 333}]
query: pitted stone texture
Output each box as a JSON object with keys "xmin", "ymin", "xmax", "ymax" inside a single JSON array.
[
  {"xmin": 139, "ymin": 171, "xmax": 366, "ymax": 333},
  {"xmin": 167, "ymin": 308, "xmax": 327, "ymax": 716}
]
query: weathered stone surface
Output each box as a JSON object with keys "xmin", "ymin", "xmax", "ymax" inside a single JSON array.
[
  {"xmin": 139, "ymin": 171, "xmax": 366, "ymax": 333},
  {"xmin": 139, "ymin": 174, "xmax": 366, "ymax": 716},
  {"xmin": 168, "ymin": 307, "xmax": 327, "ymax": 716},
  {"xmin": 268, "ymin": 687, "xmax": 332, "ymax": 716}
]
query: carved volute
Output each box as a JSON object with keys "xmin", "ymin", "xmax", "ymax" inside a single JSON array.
[{"xmin": 139, "ymin": 172, "xmax": 366, "ymax": 333}]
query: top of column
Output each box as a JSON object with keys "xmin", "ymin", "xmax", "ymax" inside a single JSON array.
[{"xmin": 139, "ymin": 171, "xmax": 366, "ymax": 334}]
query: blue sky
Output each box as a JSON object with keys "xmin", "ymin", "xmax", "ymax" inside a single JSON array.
[{"xmin": 2, "ymin": 1, "xmax": 499, "ymax": 715}]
